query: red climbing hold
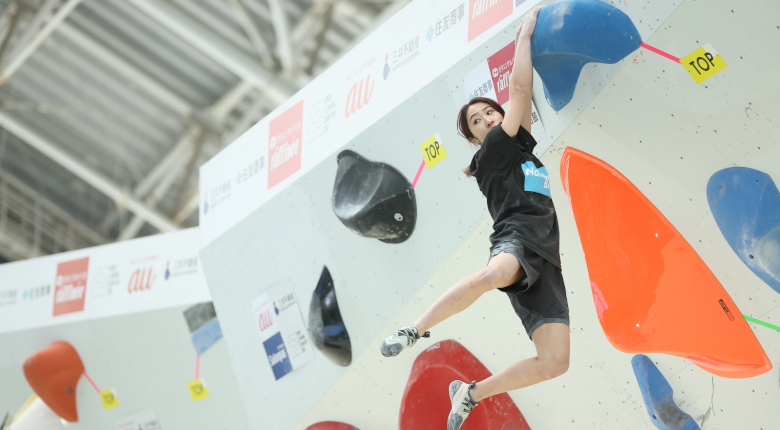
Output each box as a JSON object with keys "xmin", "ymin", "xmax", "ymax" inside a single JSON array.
[
  {"xmin": 560, "ymin": 147, "xmax": 771, "ymax": 378},
  {"xmin": 400, "ymin": 340, "xmax": 531, "ymax": 430},
  {"xmin": 305, "ymin": 421, "xmax": 360, "ymax": 430},
  {"xmin": 23, "ymin": 341, "xmax": 85, "ymax": 422}
]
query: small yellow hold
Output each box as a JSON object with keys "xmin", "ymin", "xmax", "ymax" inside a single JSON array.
[
  {"xmin": 420, "ymin": 133, "xmax": 447, "ymax": 169},
  {"xmin": 100, "ymin": 389, "xmax": 119, "ymax": 410},
  {"xmin": 188, "ymin": 380, "xmax": 210, "ymax": 401},
  {"xmin": 681, "ymin": 43, "xmax": 727, "ymax": 84}
]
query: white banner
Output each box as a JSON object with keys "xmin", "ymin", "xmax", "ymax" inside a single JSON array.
[
  {"xmin": 116, "ymin": 409, "xmax": 161, "ymax": 430},
  {"xmin": 0, "ymin": 228, "xmax": 211, "ymax": 334},
  {"xmin": 251, "ymin": 280, "xmax": 314, "ymax": 380},
  {"xmin": 199, "ymin": 0, "xmax": 543, "ymax": 246}
]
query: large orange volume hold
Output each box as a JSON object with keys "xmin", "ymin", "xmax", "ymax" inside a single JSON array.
[
  {"xmin": 23, "ymin": 341, "xmax": 85, "ymax": 422},
  {"xmin": 560, "ymin": 147, "xmax": 771, "ymax": 378}
]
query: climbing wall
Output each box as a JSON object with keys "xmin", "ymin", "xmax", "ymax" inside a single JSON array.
[
  {"xmin": 0, "ymin": 306, "xmax": 249, "ymax": 429},
  {"xmin": 196, "ymin": 0, "xmax": 780, "ymax": 429},
  {"xmin": 0, "ymin": 230, "xmax": 249, "ymax": 429}
]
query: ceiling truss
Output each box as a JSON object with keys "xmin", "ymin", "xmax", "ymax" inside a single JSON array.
[{"xmin": 0, "ymin": 0, "xmax": 410, "ymax": 261}]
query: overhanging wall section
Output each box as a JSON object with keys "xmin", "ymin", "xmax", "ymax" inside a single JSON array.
[{"xmin": 193, "ymin": 0, "xmax": 780, "ymax": 429}]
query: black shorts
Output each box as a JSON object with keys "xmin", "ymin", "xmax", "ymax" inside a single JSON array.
[{"xmin": 489, "ymin": 240, "xmax": 569, "ymax": 339}]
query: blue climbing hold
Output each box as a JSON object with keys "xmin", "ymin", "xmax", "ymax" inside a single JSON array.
[
  {"xmin": 632, "ymin": 354, "xmax": 700, "ymax": 430},
  {"xmin": 707, "ymin": 167, "xmax": 780, "ymax": 294},
  {"xmin": 531, "ymin": 0, "xmax": 641, "ymax": 111}
]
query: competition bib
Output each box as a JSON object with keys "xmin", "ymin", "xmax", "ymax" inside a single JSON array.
[{"xmin": 520, "ymin": 161, "xmax": 551, "ymax": 197}]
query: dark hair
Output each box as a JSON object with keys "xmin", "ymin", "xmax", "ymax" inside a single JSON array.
[{"xmin": 457, "ymin": 97, "xmax": 505, "ymax": 176}]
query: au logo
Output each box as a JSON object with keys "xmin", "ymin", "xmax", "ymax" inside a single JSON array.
[
  {"xmin": 345, "ymin": 75, "xmax": 375, "ymax": 118},
  {"xmin": 258, "ymin": 309, "xmax": 274, "ymax": 332},
  {"xmin": 128, "ymin": 267, "xmax": 156, "ymax": 293}
]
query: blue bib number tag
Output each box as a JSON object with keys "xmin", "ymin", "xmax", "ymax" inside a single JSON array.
[{"xmin": 521, "ymin": 161, "xmax": 550, "ymax": 197}]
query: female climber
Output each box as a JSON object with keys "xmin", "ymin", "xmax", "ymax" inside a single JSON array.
[{"xmin": 379, "ymin": 6, "xmax": 570, "ymax": 430}]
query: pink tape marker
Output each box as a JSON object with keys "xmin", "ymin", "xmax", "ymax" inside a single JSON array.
[
  {"xmin": 411, "ymin": 160, "xmax": 426, "ymax": 188},
  {"xmin": 641, "ymin": 42, "xmax": 681, "ymax": 63},
  {"xmin": 195, "ymin": 355, "xmax": 201, "ymax": 381},
  {"xmin": 82, "ymin": 371, "xmax": 101, "ymax": 394}
]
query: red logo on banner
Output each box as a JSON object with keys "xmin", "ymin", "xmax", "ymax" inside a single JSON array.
[
  {"xmin": 268, "ymin": 101, "xmax": 304, "ymax": 189},
  {"xmin": 128, "ymin": 267, "xmax": 156, "ymax": 293},
  {"xmin": 53, "ymin": 257, "xmax": 89, "ymax": 316},
  {"xmin": 468, "ymin": 0, "xmax": 513, "ymax": 42},
  {"xmin": 487, "ymin": 41, "xmax": 516, "ymax": 105},
  {"xmin": 345, "ymin": 74, "xmax": 375, "ymax": 118},
  {"xmin": 258, "ymin": 310, "xmax": 274, "ymax": 332}
]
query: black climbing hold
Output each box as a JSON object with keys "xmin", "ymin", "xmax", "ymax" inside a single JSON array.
[
  {"xmin": 332, "ymin": 150, "xmax": 416, "ymax": 243},
  {"xmin": 308, "ymin": 267, "xmax": 352, "ymax": 366}
]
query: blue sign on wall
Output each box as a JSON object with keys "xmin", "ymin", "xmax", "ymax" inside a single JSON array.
[{"xmin": 263, "ymin": 331, "xmax": 293, "ymax": 380}]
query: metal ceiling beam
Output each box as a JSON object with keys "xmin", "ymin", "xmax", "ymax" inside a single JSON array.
[
  {"xmin": 99, "ymin": 125, "xmax": 200, "ymax": 236},
  {"xmin": 125, "ymin": 0, "xmax": 297, "ymax": 106},
  {"xmin": 0, "ymin": 2, "xmax": 20, "ymax": 64},
  {"xmin": 3, "ymin": 0, "xmax": 59, "ymax": 62},
  {"xmin": 290, "ymin": 1, "xmax": 333, "ymax": 49},
  {"xmin": 175, "ymin": 92, "xmax": 270, "ymax": 225},
  {"xmin": 333, "ymin": 0, "xmax": 411, "ymax": 64},
  {"xmin": 336, "ymin": 0, "xmax": 375, "ymax": 28},
  {"xmin": 289, "ymin": 1, "xmax": 373, "ymax": 76},
  {"xmin": 172, "ymin": 2, "xmax": 409, "ymax": 225},
  {"xmin": 134, "ymin": 126, "xmax": 202, "ymax": 199},
  {"xmin": 306, "ymin": 3, "xmax": 334, "ymax": 76},
  {"xmin": 225, "ymin": 0, "xmax": 276, "ymax": 71},
  {"xmin": 0, "ymin": 91, "xmax": 127, "ymax": 173},
  {"xmin": 0, "ymin": 0, "xmax": 84, "ymax": 85},
  {"xmin": 115, "ymin": 81, "xmax": 255, "ymax": 239},
  {"xmin": 0, "ymin": 170, "xmax": 107, "ymax": 258},
  {"xmin": 56, "ymin": 21, "xmax": 194, "ymax": 118},
  {"xmin": 170, "ymin": 132, "xmax": 203, "ymax": 217},
  {"xmin": 266, "ymin": 0, "xmax": 295, "ymax": 79},
  {"xmin": 208, "ymin": 80, "xmax": 254, "ymax": 123},
  {"xmin": 117, "ymin": 134, "xmax": 199, "ymax": 240},
  {"xmin": 0, "ymin": 111, "xmax": 179, "ymax": 232}
]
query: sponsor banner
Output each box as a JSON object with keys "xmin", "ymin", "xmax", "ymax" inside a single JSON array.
[
  {"xmin": 468, "ymin": 0, "xmax": 514, "ymax": 42},
  {"xmin": 268, "ymin": 101, "xmax": 304, "ymax": 189},
  {"xmin": 528, "ymin": 104, "xmax": 547, "ymax": 144},
  {"xmin": 116, "ymin": 409, "xmax": 161, "ymax": 430},
  {"xmin": 53, "ymin": 257, "xmax": 89, "ymax": 316},
  {"xmin": 464, "ymin": 59, "xmax": 498, "ymax": 101},
  {"xmin": 425, "ymin": 4, "xmax": 467, "ymax": 43},
  {"xmin": 199, "ymin": 121, "xmax": 269, "ymax": 245},
  {"xmin": 307, "ymin": 93, "xmax": 336, "ymax": 144},
  {"xmin": 463, "ymin": 41, "xmax": 548, "ymax": 145},
  {"xmin": 0, "ymin": 228, "xmax": 211, "ymax": 334},
  {"xmin": 487, "ymin": 41, "xmax": 516, "ymax": 105},
  {"xmin": 251, "ymin": 280, "xmax": 313, "ymax": 380},
  {"xmin": 199, "ymin": 0, "xmax": 543, "ymax": 247}
]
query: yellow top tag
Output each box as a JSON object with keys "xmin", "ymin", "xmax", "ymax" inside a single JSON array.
[
  {"xmin": 188, "ymin": 380, "xmax": 210, "ymax": 401},
  {"xmin": 420, "ymin": 134, "xmax": 447, "ymax": 169},
  {"xmin": 100, "ymin": 389, "xmax": 119, "ymax": 409},
  {"xmin": 681, "ymin": 43, "xmax": 727, "ymax": 83}
]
